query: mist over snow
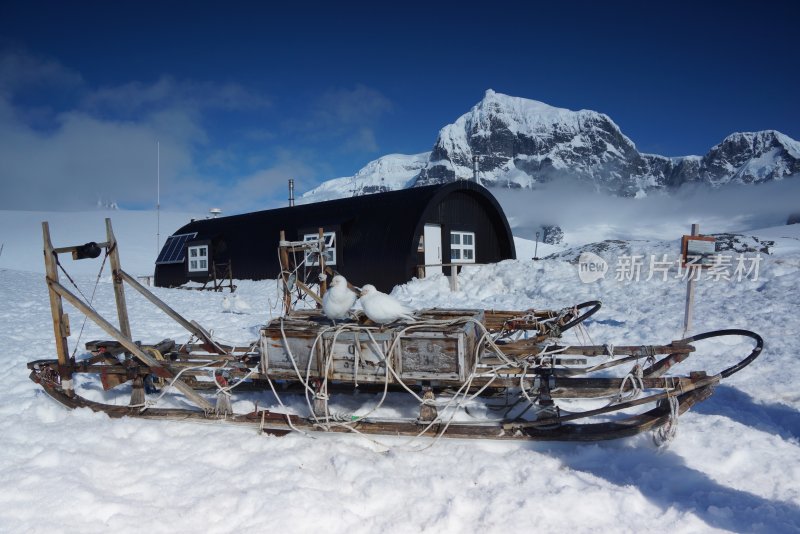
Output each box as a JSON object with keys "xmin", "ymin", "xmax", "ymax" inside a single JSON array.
[
  {"xmin": 495, "ymin": 176, "xmax": 800, "ymax": 244},
  {"xmin": 0, "ymin": 209, "xmax": 202, "ymax": 276}
]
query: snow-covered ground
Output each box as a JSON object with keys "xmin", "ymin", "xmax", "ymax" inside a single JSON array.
[{"xmin": 1, "ymin": 209, "xmax": 800, "ymax": 533}]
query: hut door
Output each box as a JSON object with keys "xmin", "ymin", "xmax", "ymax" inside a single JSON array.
[{"xmin": 423, "ymin": 224, "xmax": 442, "ymax": 276}]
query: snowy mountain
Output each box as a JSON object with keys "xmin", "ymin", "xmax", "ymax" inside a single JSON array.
[
  {"xmin": 300, "ymin": 152, "xmax": 429, "ymax": 203},
  {"xmin": 306, "ymin": 90, "xmax": 800, "ymax": 200},
  {"xmin": 692, "ymin": 130, "xmax": 800, "ymax": 186},
  {"xmin": 416, "ymin": 90, "xmax": 652, "ymax": 196}
]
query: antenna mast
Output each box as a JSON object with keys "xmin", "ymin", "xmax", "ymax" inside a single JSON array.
[{"xmin": 156, "ymin": 141, "xmax": 160, "ymax": 255}]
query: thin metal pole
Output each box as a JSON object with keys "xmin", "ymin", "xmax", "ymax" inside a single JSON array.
[
  {"xmin": 683, "ymin": 223, "xmax": 700, "ymax": 337},
  {"xmin": 156, "ymin": 141, "xmax": 161, "ymax": 256}
]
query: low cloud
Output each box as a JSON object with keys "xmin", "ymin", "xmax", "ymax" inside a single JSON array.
[
  {"xmin": 285, "ymin": 84, "xmax": 393, "ymax": 153},
  {"xmin": 494, "ymin": 178, "xmax": 800, "ymax": 243},
  {"xmin": 0, "ymin": 49, "xmax": 304, "ymax": 213},
  {"xmin": 0, "ymin": 99, "xmax": 200, "ymax": 210},
  {"xmin": 0, "ymin": 49, "xmax": 83, "ymax": 96},
  {"xmin": 82, "ymin": 76, "xmax": 271, "ymax": 115},
  {"xmin": 316, "ymin": 85, "xmax": 393, "ymax": 126}
]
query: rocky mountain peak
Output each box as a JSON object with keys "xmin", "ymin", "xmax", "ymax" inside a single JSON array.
[
  {"xmin": 699, "ymin": 130, "xmax": 800, "ymax": 186},
  {"xmin": 417, "ymin": 90, "xmax": 644, "ymax": 195},
  {"xmin": 302, "ymin": 91, "xmax": 799, "ymax": 202}
]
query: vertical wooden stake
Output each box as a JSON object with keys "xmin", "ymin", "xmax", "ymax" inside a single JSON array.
[
  {"xmin": 106, "ymin": 219, "xmax": 132, "ymax": 346},
  {"xmin": 683, "ymin": 223, "xmax": 700, "ymax": 338},
  {"xmin": 279, "ymin": 231, "xmax": 292, "ymax": 313},
  {"xmin": 318, "ymin": 227, "xmax": 327, "ymax": 303},
  {"xmin": 42, "ymin": 221, "xmax": 73, "ymax": 395}
]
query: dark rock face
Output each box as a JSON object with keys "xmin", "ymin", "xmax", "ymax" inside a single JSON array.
[
  {"xmin": 788, "ymin": 213, "xmax": 800, "ymax": 225},
  {"xmin": 412, "ymin": 91, "xmax": 800, "ymax": 196},
  {"xmin": 712, "ymin": 233, "xmax": 774, "ymax": 254},
  {"xmin": 697, "ymin": 131, "xmax": 800, "ymax": 185},
  {"xmin": 541, "ymin": 225, "xmax": 564, "ymax": 245}
]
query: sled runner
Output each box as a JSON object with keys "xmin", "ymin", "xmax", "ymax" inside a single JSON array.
[{"xmin": 28, "ymin": 220, "xmax": 763, "ymax": 446}]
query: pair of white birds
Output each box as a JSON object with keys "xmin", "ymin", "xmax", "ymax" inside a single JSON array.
[
  {"xmin": 221, "ymin": 293, "xmax": 250, "ymax": 313},
  {"xmin": 322, "ymin": 275, "xmax": 415, "ymax": 324}
]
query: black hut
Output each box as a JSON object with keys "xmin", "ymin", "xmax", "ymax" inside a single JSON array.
[{"xmin": 154, "ymin": 181, "xmax": 516, "ymax": 291}]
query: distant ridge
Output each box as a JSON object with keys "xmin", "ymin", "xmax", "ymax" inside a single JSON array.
[{"xmin": 303, "ymin": 90, "xmax": 800, "ymax": 201}]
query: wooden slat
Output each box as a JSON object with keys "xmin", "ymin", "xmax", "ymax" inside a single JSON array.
[
  {"xmin": 32, "ymin": 374, "xmax": 717, "ymax": 443},
  {"xmin": 41, "ymin": 222, "xmax": 72, "ymax": 394},
  {"xmin": 49, "ymin": 280, "xmax": 213, "ymax": 411},
  {"xmin": 118, "ymin": 269, "xmax": 227, "ymax": 355},
  {"xmin": 105, "ymin": 219, "xmax": 133, "ymax": 348}
]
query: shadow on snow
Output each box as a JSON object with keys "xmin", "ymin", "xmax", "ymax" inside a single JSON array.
[
  {"xmin": 528, "ymin": 435, "xmax": 800, "ymax": 532},
  {"xmin": 690, "ymin": 384, "xmax": 800, "ymax": 442}
]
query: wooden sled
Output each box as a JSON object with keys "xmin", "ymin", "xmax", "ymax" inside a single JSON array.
[{"xmin": 28, "ymin": 219, "xmax": 763, "ymax": 446}]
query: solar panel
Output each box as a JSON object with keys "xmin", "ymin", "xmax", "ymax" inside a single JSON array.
[{"xmin": 155, "ymin": 233, "xmax": 197, "ymax": 264}]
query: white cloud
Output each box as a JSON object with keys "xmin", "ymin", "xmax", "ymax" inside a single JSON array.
[
  {"xmin": 316, "ymin": 84, "xmax": 393, "ymax": 126},
  {"xmin": 217, "ymin": 159, "xmax": 317, "ymax": 213},
  {"xmin": 343, "ymin": 126, "xmax": 379, "ymax": 152},
  {"xmin": 0, "ymin": 96, "xmax": 200, "ymax": 210},
  {"xmin": 0, "ymin": 50, "xmax": 303, "ymax": 213},
  {"xmin": 82, "ymin": 76, "xmax": 271, "ymax": 114},
  {"xmin": 285, "ymin": 84, "xmax": 393, "ymax": 153},
  {"xmin": 0, "ymin": 49, "xmax": 83, "ymax": 96}
]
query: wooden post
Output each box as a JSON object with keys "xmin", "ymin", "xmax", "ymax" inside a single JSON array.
[
  {"xmin": 42, "ymin": 222, "xmax": 73, "ymax": 395},
  {"xmin": 279, "ymin": 231, "xmax": 292, "ymax": 313},
  {"xmin": 683, "ymin": 223, "xmax": 700, "ymax": 338},
  {"xmin": 450, "ymin": 264, "xmax": 459, "ymax": 292},
  {"xmin": 48, "ymin": 279, "xmax": 213, "ymax": 411},
  {"xmin": 117, "ymin": 269, "xmax": 227, "ymax": 354},
  {"xmin": 106, "ymin": 219, "xmax": 132, "ymax": 347},
  {"xmin": 318, "ymin": 227, "xmax": 327, "ymax": 303}
]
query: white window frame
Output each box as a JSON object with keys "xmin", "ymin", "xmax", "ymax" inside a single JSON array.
[
  {"xmin": 303, "ymin": 232, "xmax": 336, "ymax": 266},
  {"xmin": 187, "ymin": 244, "xmax": 209, "ymax": 272},
  {"xmin": 450, "ymin": 231, "xmax": 475, "ymax": 264}
]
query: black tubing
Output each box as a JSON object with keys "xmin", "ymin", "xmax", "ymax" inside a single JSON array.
[
  {"xmin": 682, "ymin": 329, "xmax": 764, "ymax": 379},
  {"xmin": 560, "ymin": 300, "xmax": 602, "ymax": 331}
]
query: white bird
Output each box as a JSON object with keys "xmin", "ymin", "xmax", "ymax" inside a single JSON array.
[
  {"xmin": 322, "ymin": 275, "xmax": 357, "ymax": 322},
  {"xmin": 222, "ymin": 295, "xmax": 231, "ymax": 313},
  {"xmin": 232, "ymin": 293, "xmax": 251, "ymax": 313},
  {"xmin": 358, "ymin": 284, "xmax": 415, "ymax": 324}
]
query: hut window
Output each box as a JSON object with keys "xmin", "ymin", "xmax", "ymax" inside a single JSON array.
[
  {"xmin": 303, "ymin": 232, "xmax": 336, "ymax": 265},
  {"xmin": 187, "ymin": 245, "xmax": 209, "ymax": 272},
  {"xmin": 450, "ymin": 231, "xmax": 475, "ymax": 263}
]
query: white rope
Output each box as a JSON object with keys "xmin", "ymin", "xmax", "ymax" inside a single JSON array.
[
  {"xmin": 176, "ymin": 303, "xmax": 672, "ymax": 450},
  {"xmin": 654, "ymin": 395, "xmax": 680, "ymax": 447},
  {"xmin": 263, "ymin": 315, "xmax": 523, "ymax": 450},
  {"xmin": 613, "ymin": 363, "xmax": 645, "ymax": 404},
  {"xmin": 134, "ymin": 360, "xmax": 213, "ymax": 412}
]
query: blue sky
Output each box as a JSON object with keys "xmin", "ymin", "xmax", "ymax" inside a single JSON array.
[{"xmin": 1, "ymin": 0, "xmax": 797, "ymax": 213}]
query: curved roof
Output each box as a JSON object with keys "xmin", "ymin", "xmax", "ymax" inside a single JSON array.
[{"xmin": 160, "ymin": 181, "xmax": 515, "ymax": 289}]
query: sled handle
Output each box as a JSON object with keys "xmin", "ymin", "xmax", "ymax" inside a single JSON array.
[
  {"xmin": 560, "ymin": 300, "xmax": 602, "ymax": 331},
  {"xmin": 682, "ymin": 329, "xmax": 764, "ymax": 379}
]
